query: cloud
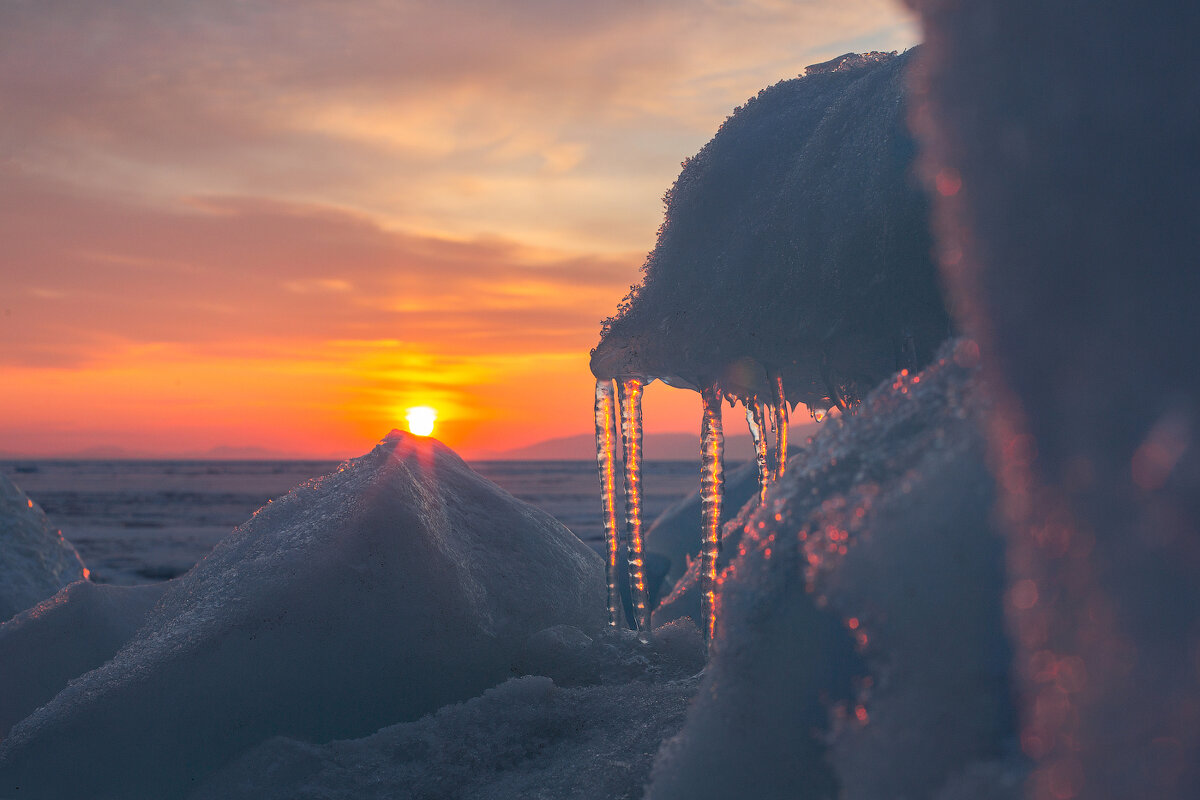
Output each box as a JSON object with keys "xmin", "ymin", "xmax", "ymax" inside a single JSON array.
[
  {"xmin": 0, "ymin": 0, "xmax": 918, "ymax": 250},
  {"xmin": 0, "ymin": 164, "xmax": 636, "ymax": 368}
]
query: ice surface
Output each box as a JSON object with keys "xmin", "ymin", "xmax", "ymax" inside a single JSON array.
[
  {"xmin": 0, "ymin": 580, "xmax": 166, "ymax": 739},
  {"xmin": 0, "ymin": 432, "xmax": 604, "ymax": 798},
  {"xmin": 647, "ymin": 341, "xmax": 1022, "ymax": 799},
  {"xmin": 0, "ymin": 475, "xmax": 87, "ymax": 623}
]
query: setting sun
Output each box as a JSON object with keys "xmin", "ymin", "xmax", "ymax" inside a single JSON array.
[{"xmin": 405, "ymin": 406, "xmax": 438, "ymax": 437}]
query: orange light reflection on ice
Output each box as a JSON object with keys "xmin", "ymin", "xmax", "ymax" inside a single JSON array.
[
  {"xmin": 618, "ymin": 377, "xmax": 649, "ymax": 636},
  {"xmin": 594, "ymin": 379, "xmax": 622, "ymax": 627},
  {"xmin": 699, "ymin": 384, "xmax": 725, "ymax": 641}
]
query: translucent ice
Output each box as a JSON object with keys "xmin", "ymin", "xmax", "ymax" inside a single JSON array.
[
  {"xmin": 699, "ymin": 386, "xmax": 725, "ymax": 641},
  {"xmin": 594, "ymin": 378, "xmax": 622, "ymax": 627},
  {"xmin": 0, "ymin": 475, "xmax": 87, "ymax": 623},
  {"xmin": 618, "ymin": 377, "xmax": 650, "ymax": 635}
]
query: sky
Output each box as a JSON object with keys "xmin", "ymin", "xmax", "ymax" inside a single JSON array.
[{"xmin": 1, "ymin": 0, "xmax": 918, "ymax": 459}]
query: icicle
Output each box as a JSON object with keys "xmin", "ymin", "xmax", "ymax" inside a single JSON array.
[
  {"xmin": 773, "ymin": 374, "xmax": 789, "ymax": 479},
  {"xmin": 700, "ymin": 385, "xmax": 725, "ymax": 641},
  {"xmin": 745, "ymin": 400, "xmax": 770, "ymax": 505},
  {"xmin": 593, "ymin": 378, "xmax": 622, "ymax": 628},
  {"xmin": 618, "ymin": 377, "xmax": 650, "ymax": 637}
]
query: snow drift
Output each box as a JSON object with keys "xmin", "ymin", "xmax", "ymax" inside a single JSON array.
[
  {"xmin": 0, "ymin": 432, "xmax": 604, "ymax": 799},
  {"xmin": 647, "ymin": 340, "xmax": 1020, "ymax": 799},
  {"xmin": 0, "ymin": 474, "xmax": 86, "ymax": 623}
]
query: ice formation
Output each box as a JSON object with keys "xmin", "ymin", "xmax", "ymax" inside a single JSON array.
[
  {"xmin": 0, "ymin": 432, "xmax": 604, "ymax": 798},
  {"xmin": 593, "ymin": 378, "xmax": 622, "ymax": 627},
  {"xmin": 772, "ymin": 375, "xmax": 789, "ymax": 478},
  {"xmin": 698, "ymin": 386, "xmax": 725, "ymax": 640},
  {"xmin": 648, "ymin": 341, "xmax": 1020, "ymax": 800},
  {"xmin": 591, "ymin": 49, "xmax": 945, "ymax": 640},
  {"xmin": 590, "ymin": 49, "xmax": 946, "ymax": 411},
  {"xmin": 0, "ymin": 475, "xmax": 87, "ymax": 623},
  {"xmin": 746, "ymin": 400, "xmax": 770, "ymax": 504},
  {"xmin": 618, "ymin": 377, "xmax": 650, "ymax": 635}
]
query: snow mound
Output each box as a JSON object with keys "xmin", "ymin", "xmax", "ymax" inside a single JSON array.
[
  {"xmin": 0, "ymin": 580, "xmax": 166, "ymax": 739},
  {"xmin": 191, "ymin": 674, "xmax": 698, "ymax": 800},
  {"xmin": 0, "ymin": 432, "xmax": 605, "ymax": 799},
  {"xmin": 0, "ymin": 475, "xmax": 87, "ymax": 623},
  {"xmin": 648, "ymin": 340, "xmax": 1023, "ymax": 799},
  {"xmin": 592, "ymin": 48, "xmax": 948, "ymax": 413}
]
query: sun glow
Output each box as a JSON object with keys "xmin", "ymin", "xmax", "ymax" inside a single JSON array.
[{"xmin": 405, "ymin": 406, "xmax": 438, "ymax": 437}]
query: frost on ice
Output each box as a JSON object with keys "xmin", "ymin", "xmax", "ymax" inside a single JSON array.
[
  {"xmin": 0, "ymin": 474, "xmax": 87, "ymax": 623},
  {"xmin": 0, "ymin": 432, "xmax": 604, "ymax": 799}
]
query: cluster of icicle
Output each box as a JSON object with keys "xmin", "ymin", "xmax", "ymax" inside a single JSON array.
[{"xmin": 594, "ymin": 374, "xmax": 791, "ymax": 643}]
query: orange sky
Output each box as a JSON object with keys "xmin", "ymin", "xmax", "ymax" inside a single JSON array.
[{"xmin": 0, "ymin": 1, "xmax": 918, "ymax": 459}]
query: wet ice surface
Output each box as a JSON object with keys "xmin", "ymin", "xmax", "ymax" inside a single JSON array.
[{"xmin": 0, "ymin": 459, "xmax": 709, "ymax": 586}]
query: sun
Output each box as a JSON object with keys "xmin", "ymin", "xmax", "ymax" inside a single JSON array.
[{"xmin": 405, "ymin": 406, "xmax": 438, "ymax": 437}]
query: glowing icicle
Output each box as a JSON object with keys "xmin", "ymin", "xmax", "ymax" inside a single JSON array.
[
  {"xmin": 618, "ymin": 377, "xmax": 650, "ymax": 637},
  {"xmin": 593, "ymin": 378, "xmax": 622, "ymax": 628},
  {"xmin": 745, "ymin": 400, "xmax": 770, "ymax": 505},
  {"xmin": 700, "ymin": 385, "xmax": 725, "ymax": 641},
  {"xmin": 773, "ymin": 374, "xmax": 789, "ymax": 479}
]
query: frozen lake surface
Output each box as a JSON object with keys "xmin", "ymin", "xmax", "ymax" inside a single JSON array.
[{"xmin": 0, "ymin": 458, "xmax": 711, "ymax": 585}]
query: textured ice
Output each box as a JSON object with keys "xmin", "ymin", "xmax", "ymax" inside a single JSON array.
[
  {"xmin": 591, "ymin": 49, "xmax": 948, "ymax": 413},
  {"xmin": 647, "ymin": 341, "xmax": 1022, "ymax": 799},
  {"xmin": 0, "ymin": 432, "xmax": 604, "ymax": 798},
  {"xmin": 0, "ymin": 475, "xmax": 87, "ymax": 623},
  {"xmin": 0, "ymin": 580, "xmax": 166, "ymax": 739}
]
